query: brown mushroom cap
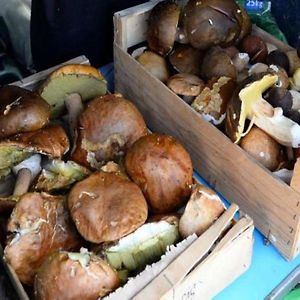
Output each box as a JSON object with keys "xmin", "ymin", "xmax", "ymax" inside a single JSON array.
[
  {"xmin": 235, "ymin": 4, "xmax": 252, "ymax": 43},
  {"xmin": 34, "ymin": 251, "xmax": 120, "ymax": 300},
  {"xmin": 183, "ymin": 0, "xmax": 242, "ymax": 50},
  {"xmin": 179, "ymin": 184, "xmax": 225, "ymax": 238},
  {"xmin": 147, "ymin": 1, "xmax": 181, "ymax": 56},
  {"xmin": 2, "ymin": 124, "xmax": 70, "ymax": 160},
  {"xmin": 125, "ymin": 134, "xmax": 193, "ymax": 213},
  {"xmin": 0, "ymin": 85, "xmax": 50, "ymax": 139},
  {"xmin": 38, "ymin": 64, "xmax": 107, "ymax": 117},
  {"xmin": 4, "ymin": 192, "xmax": 81, "ymax": 285},
  {"xmin": 68, "ymin": 171, "xmax": 148, "ymax": 243},
  {"xmin": 169, "ymin": 44, "xmax": 203, "ymax": 75},
  {"xmin": 167, "ymin": 73, "xmax": 205, "ymax": 97},
  {"xmin": 136, "ymin": 51, "xmax": 170, "ymax": 83},
  {"xmin": 200, "ymin": 47, "xmax": 237, "ymax": 81},
  {"xmin": 71, "ymin": 94, "xmax": 148, "ymax": 169},
  {"xmin": 240, "ymin": 127, "xmax": 281, "ymax": 171}
]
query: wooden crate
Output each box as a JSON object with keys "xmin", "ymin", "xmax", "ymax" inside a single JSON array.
[
  {"xmin": 1, "ymin": 56, "xmax": 254, "ymax": 299},
  {"xmin": 113, "ymin": 1, "xmax": 300, "ymax": 260}
]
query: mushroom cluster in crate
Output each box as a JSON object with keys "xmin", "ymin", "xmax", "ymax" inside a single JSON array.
[
  {"xmin": 134, "ymin": 0, "xmax": 300, "ymax": 185},
  {"xmin": 0, "ymin": 63, "xmax": 226, "ymax": 300}
]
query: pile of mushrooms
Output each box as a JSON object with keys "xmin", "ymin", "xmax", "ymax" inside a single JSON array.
[
  {"xmin": 0, "ymin": 63, "xmax": 228, "ymax": 299},
  {"xmin": 135, "ymin": 0, "xmax": 300, "ymax": 187}
]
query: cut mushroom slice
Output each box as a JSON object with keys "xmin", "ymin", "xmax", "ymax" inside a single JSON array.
[
  {"xmin": 35, "ymin": 159, "xmax": 90, "ymax": 193},
  {"xmin": 0, "ymin": 85, "xmax": 50, "ymax": 139},
  {"xmin": 38, "ymin": 64, "xmax": 107, "ymax": 122}
]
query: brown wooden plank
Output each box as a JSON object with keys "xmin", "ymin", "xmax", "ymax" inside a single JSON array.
[{"xmin": 114, "ymin": 44, "xmax": 300, "ymax": 259}]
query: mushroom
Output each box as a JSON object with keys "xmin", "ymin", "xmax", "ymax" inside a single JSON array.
[
  {"xmin": 147, "ymin": 1, "xmax": 180, "ymax": 56},
  {"xmin": 264, "ymin": 87, "xmax": 292, "ymax": 116},
  {"xmin": 179, "ymin": 184, "xmax": 225, "ymax": 238},
  {"xmin": 182, "ymin": 0, "xmax": 243, "ymax": 50},
  {"xmin": 168, "ymin": 44, "xmax": 203, "ymax": 75},
  {"xmin": 290, "ymin": 68, "xmax": 300, "ymax": 91},
  {"xmin": 248, "ymin": 63, "xmax": 269, "ymax": 75},
  {"xmin": 68, "ymin": 171, "xmax": 148, "ymax": 243},
  {"xmin": 0, "ymin": 125, "xmax": 69, "ymax": 212},
  {"xmin": 266, "ymin": 50, "xmax": 290, "ymax": 73},
  {"xmin": 71, "ymin": 94, "xmax": 148, "ymax": 169},
  {"xmin": 104, "ymin": 217, "xmax": 179, "ymax": 273},
  {"xmin": 285, "ymin": 50, "xmax": 300, "ymax": 76},
  {"xmin": 226, "ymin": 74, "xmax": 300, "ymax": 147},
  {"xmin": 268, "ymin": 65, "xmax": 290, "ymax": 89},
  {"xmin": 4, "ymin": 192, "xmax": 81, "ymax": 285},
  {"xmin": 167, "ymin": 73, "xmax": 205, "ymax": 104},
  {"xmin": 235, "ymin": 3, "xmax": 252, "ymax": 43},
  {"xmin": 232, "ymin": 52, "xmax": 250, "ymax": 73},
  {"xmin": 240, "ymin": 127, "xmax": 281, "ymax": 171},
  {"xmin": 34, "ymin": 159, "xmax": 90, "ymax": 193},
  {"xmin": 200, "ymin": 47, "xmax": 237, "ymax": 81},
  {"xmin": 125, "ymin": 134, "xmax": 193, "ymax": 213},
  {"xmin": 191, "ymin": 76, "xmax": 236, "ymax": 126},
  {"xmin": 0, "ymin": 85, "xmax": 50, "ymax": 139},
  {"xmin": 34, "ymin": 249, "xmax": 120, "ymax": 300},
  {"xmin": 38, "ymin": 64, "xmax": 107, "ymax": 141},
  {"xmin": 239, "ymin": 35, "xmax": 268, "ymax": 64},
  {"xmin": 136, "ymin": 51, "xmax": 170, "ymax": 83}
]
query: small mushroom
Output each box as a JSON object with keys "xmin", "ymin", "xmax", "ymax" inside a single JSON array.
[
  {"xmin": 232, "ymin": 52, "xmax": 250, "ymax": 72},
  {"xmin": 179, "ymin": 184, "xmax": 225, "ymax": 238},
  {"xmin": 38, "ymin": 64, "xmax": 107, "ymax": 126},
  {"xmin": 68, "ymin": 171, "xmax": 148, "ymax": 243},
  {"xmin": 4, "ymin": 192, "xmax": 81, "ymax": 285},
  {"xmin": 136, "ymin": 51, "xmax": 170, "ymax": 83},
  {"xmin": 239, "ymin": 35, "xmax": 268, "ymax": 64},
  {"xmin": 169, "ymin": 44, "xmax": 203, "ymax": 75},
  {"xmin": 167, "ymin": 73, "xmax": 205, "ymax": 104},
  {"xmin": 34, "ymin": 250, "xmax": 120, "ymax": 300},
  {"xmin": 248, "ymin": 63, "xmax": 269, "ymax": 75},
  {"xmin": 268, "ymin": 65, "xmax": 290, "ymax": 89},
  {"xmin": 264, "ymin": 87, "xmax": 292, "ymax": 116},
  {"xmin": 200, "ymin": 47, "xmax": 237, "ymax": 81},
  {"xmin": 182, "ymin": 0, "xmax": 243, "ymax": 50},
  {"xmin": 290, "ymin": 90, "xmax": 300, "ymax": 110},
  {"xmin": 266, "ymin": 50, "xmax": 290, "ymax": 73},
  {"xmin": 192, "ymin": 76, "xmax": 236, "ymax": 126},
  {"xmin": 147, "ymin": 1, "xmax": 180, "ymax": 56},
  {"xmin": 240, "ymin": 127, "xmax": 281, "ymax": 171},
  {"xmin": 71, "ymin": 94, "xmax": 148, "ymax": 169},
  {"xmin": 0, "ymin": 85, "xmax": 50, "ymax": 139}
]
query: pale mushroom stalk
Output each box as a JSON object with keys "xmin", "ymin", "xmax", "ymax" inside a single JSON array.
[{"xmin": 12, "ymin": 154, "xmax": 42, "ymax": 196}]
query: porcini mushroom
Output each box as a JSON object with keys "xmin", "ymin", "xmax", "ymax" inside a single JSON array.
[
  {"xmin": 0, "ymin": 85, "xmax": 50, "ymax": 139},
  {"xmin": 71, "ymin": 94, "xmax": 148, "ymax": 169},
  {"xmin": 167, "ymin": 73, "xmax": 205, "ymax": 104},
  {"xmin": 68, "ymin": 171, "xmax": 148, "ymax": 243},
  {"xmin": 182, "ymin": 0, "xmax": 243, "ymax": 50},
  {"xmin": 147, "ymin": 1, "xmax": 180, "ymax": 56},
  {"xmin": 34, "ymin": 249, "xmax": 120, "ymax": 300},
  {"xmin": 179, "ymin": 184, "xmax": 225, "ymax": 238},
  {"xmin": 136, "ymin": 51, "xmax": 170, "ymax": 83},
  {"xmin": 38, "ymin": 64, "xmax": 107, "ymax": 140},
  {"xmin": 125, "ymin": 134, "xmax": 193, "ymax": 213},
  {"xmin": 4, "ymin": 192, "xmax": 81, "ymax": 285}
]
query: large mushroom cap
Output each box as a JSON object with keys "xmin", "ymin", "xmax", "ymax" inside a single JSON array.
[
  {"xmin": 38, "ymin": 64, "xmax": 107, "ymax": 117},
  {"xmin": 183, "ymin": 0, "xmax": 242, "ymax": 50},
  {"xmin": 71, "ymin": 94, "xmax": 148, "ymax": 169},
  {"xmin": 0, "ymin": 85, "xmax": 50, "ymax": 139},
  {"xmin": 68, "ymin": 171, "xmax": 148, "ymax": 243},
  {"xmin": 34, "ymin": 250, "xmax": 120, "ymax": 300},
  {"xmin": 147, "ymin": 1, "xmax": 181, "ymax": 56},
  {"xmin": 125, "ymin": 134, "xmax": 193, "ymax": 213},
  {"xmin": 4, "ymin": 192, "xmax": 81, "ymax": 285}
]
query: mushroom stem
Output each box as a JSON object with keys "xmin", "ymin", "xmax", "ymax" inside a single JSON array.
[
  {"xmin": 12, "ymin": 154, "xmax": 42, "ymax": 197},
  {"xmin": 13, "ymin": 168, "xmax": 32, "ymax": 197},
  {"xmin": 65, "ymin": 93, "xmax": 84, "ymax": 144}
]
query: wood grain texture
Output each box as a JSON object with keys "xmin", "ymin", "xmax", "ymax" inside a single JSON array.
[{"xmin": 113, "ymin": 1, "xmax": 300, "ymax": 260}]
